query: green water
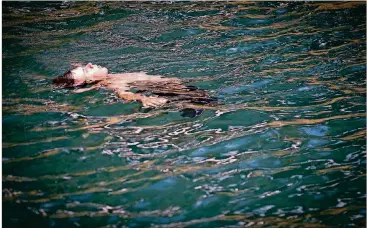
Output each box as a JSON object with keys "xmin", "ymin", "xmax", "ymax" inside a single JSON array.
[{"xmin": 2, "ymin": 1, "xmax": 366, "ymax": 227}]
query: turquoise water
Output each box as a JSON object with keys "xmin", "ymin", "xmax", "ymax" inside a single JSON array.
[{"xmin": 2, "ymin": 1, "xmax": 366, "ymax": 227}]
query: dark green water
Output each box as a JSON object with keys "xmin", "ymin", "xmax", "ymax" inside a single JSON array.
[{"xmin": 2, "ymin": 1, "xmax": 366, "ymax": 227}]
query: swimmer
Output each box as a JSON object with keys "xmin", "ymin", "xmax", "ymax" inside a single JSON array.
[{"xmin": 53, "ymin": 63, "xmax": 216, "ymax": 109}]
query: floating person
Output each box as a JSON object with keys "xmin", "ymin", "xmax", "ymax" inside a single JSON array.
[{"xmin": 53, "ymin": 63, "xmax": 216, "ymax": 116}]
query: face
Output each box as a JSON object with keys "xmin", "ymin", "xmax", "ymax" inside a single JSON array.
[{"xmin": 71, "ymin": 63, "xmax": 108, "ymax": 85}]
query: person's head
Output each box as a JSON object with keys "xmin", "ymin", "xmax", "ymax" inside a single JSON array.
[{"xmin": 53, "ymin": 63, "xmax": 108, "ymax": 88}]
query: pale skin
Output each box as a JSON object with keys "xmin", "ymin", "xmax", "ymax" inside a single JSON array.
[{"xmin": 69, "ymin": 63, "xmax": 182, "ymax": 108}]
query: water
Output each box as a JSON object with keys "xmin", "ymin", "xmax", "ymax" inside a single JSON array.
[{"xmin": 2, "ymin": 1, "xmax": 366, "ymax": 227}]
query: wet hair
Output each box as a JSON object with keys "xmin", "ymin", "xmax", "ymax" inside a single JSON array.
[{"xmin": 52, "ymin": 70, "xmax": 76, "ymax": 88}]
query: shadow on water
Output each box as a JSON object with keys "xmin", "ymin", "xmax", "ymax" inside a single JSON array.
[{"xmin": 2, "ymin": 1, "xmax": 366, "ymax": 227}]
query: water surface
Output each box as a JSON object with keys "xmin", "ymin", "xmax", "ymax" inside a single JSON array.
[{"xmin": 2, "ymin": 1, "xmax": 366, "ymax": 227}]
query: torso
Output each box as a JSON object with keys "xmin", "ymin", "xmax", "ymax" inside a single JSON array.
[
  {"xmin": 98, "ymin": 72, "xmax": 215, "ymax": 105},
  {"xmin": 103, "ymin": 72, "xmax": 181, "ymax": 92}
]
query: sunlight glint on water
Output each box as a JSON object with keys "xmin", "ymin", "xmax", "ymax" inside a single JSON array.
[{"xmin": 2, "ymin": 1, "xmax": 366, "ymax": 227}]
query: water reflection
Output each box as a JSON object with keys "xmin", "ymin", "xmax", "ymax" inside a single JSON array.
[{"xmin": 2, "ymin": 1, "xmax": 366, "ymax": 228}]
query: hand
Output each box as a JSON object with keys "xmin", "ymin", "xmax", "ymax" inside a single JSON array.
[{"xmin": 141, "ymin": 96, "xmax": 168, "ymax": 108}]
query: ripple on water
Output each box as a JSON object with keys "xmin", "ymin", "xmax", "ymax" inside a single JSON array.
[
  {"xmin": 145, "ymin": 177, "xmax": 177, "ymax": 191},
  {"xmin": 301, "ymin": 125, "xmax": 329, "ymax": 137},
  {"xmin": 2, "ymin": 1, "xmax": 366, "ymax": 228}
]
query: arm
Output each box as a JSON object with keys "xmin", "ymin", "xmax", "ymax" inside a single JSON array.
[
  {"xmin": 109, "ymin": 72, "xmax": 181, "ymax": 84},
  {"xmin": 73, "ymin": 84, "xmax": 101, "ymax": 93},
  {"xmin": 117, "ymin": 91, "xmax": 167, "ymax": 108}
]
